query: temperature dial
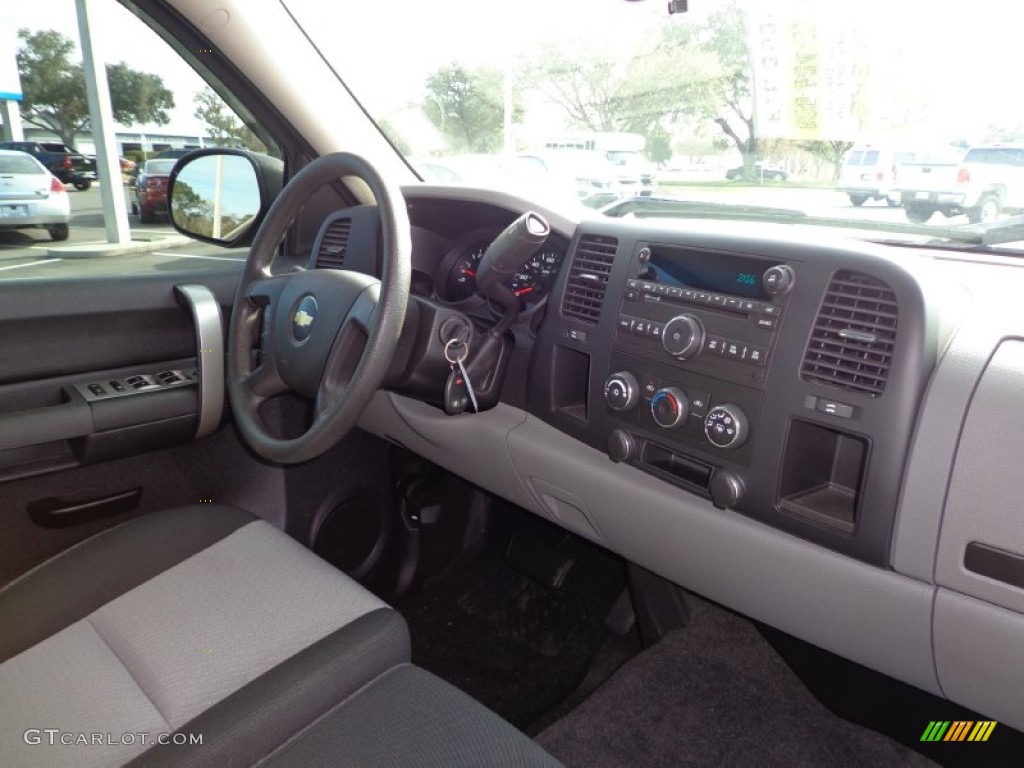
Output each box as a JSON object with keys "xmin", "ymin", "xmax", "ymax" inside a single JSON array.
[
  {"xmin": 704, "ymin": 404, "xmax": 749, "ymax": 449},
  {"xmin": 662, "ymin": 315, "xmax": 705, "ymax": 359},
  {"xmin": 650, "ymin": 387, "xmax": 689, "ymax": 429},
  {"xmin": 604, "ymin": 371, "xmax": 639, "ymax": 412}
]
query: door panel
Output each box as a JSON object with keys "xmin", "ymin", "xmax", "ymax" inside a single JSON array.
[{"xmin": 0, "ymin": 264, "xmax": 249, "ymax": 586}]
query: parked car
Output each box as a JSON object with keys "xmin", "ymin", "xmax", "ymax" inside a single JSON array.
[
  {"xmin": 153, "ymin": 148, "xmax": 200, "ymax": 160},
  {"xmin": 837, "ymin": 144, "xmax": 923, "ymax": 206},
  {"xmin": 725, "ymin": 162, "xmax": 788, "ymax": 180},
  {"xmin": 132, "ymin": 158, "xmax": 177, "ymax": 223},
  {"xmin": 894, "ymin": 144, "xmax": 1024, "ymax": 223},
  {"xmin": 0, "ymin": 141, "xmax": 98, "ymax": 190},
  {"xmin": 0, "ymin": 149, "xmax": 70, "ymax": 241},
  {"xmin": 516, "ymin": 150, "xmax": 636, "ymax": 207}
]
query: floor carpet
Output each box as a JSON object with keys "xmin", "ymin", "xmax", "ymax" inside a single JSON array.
[{"xmin": 537, "ymin": 594, "xmax": 938, "ymax": 768}]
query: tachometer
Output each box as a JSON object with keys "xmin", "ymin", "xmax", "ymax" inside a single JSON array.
[
  {"xmin": 443, "ymin": 243, "xmax": 487, "ymax": 302},
  {"xmin": 510, "ymin": 247, "xmax": 564, "ymax": 303}
]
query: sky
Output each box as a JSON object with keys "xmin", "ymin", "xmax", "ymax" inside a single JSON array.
[{"xmin": 2, "ymin": 0, "xmax": 1022, "ymax": 148}]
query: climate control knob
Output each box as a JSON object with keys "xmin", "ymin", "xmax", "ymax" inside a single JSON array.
[
  {"xmin": 650, "ymin": 387, "xmax": 689, "ymax": 429},
  {"xmin": 704, "ymin": 404, "xmax": 749, "ymax": 449},
  {"xmin": 604, "ymin": 371, "xmax": 639, "ymax": 412},
  {"xmin": 662, "ymin": 314, "xmax": 705, "ymax": 359}
]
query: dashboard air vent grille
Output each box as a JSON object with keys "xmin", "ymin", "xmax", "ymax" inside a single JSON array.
[
  {"xmin": 561, "ymin": 235, "xmax": 617, "ymax": 324},
  {"xmin": 801, "ymin": 270, "xmax": 898, "ymax": 397},
  {"xmin": 315, "ymin": 218, "xmax": 351, "ymax": 269}
]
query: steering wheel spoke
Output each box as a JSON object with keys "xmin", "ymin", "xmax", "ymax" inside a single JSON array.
[
  {"xmin": 245, "ymin": 274, "xmax": 289, "ymax": 306},
  {"xmin": 241, "ymin": 361, "xmax": 289, "ymax": 401}
]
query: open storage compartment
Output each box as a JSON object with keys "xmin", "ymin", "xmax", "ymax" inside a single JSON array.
[{"xmin": 777, "ymin": 419, "xmax": 868, "ymax": 534}]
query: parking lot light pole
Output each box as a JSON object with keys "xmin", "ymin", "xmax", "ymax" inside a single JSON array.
[{"xmin": 76, "ymin": 0, "xmax": 131, "ymax": 244}]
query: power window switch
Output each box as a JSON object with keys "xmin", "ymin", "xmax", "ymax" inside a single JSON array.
[
  {"xmin": 88, "ymin": 383, "xmax": 106, "ymax": 396},
  {"xmin": 108, "ymin": 380, "xmax": 125, "ymax": 392}
]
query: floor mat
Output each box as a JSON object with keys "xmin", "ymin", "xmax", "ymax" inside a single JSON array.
[
  {"xmin": 537, "ymin": 594, "xmax": 937, "ymax": 768},
  {"xmin": 397, "ymin": 539, "xmax": 626, "ymax": 730}
]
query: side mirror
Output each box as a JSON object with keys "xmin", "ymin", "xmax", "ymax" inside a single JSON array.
[{"xmin": 167, "ymin": 148, "xmax": 283, "ymax": 247}]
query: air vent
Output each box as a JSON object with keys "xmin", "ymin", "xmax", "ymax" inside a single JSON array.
[
  {"xmin": 561, "ymin": 235, "xmax": 617, "ymax": 324},
  {"xmin": 315, "ymin": 218, "xmax": 351, "ymax": 269},
  {"xmin": 801, "ymin": 270, "xmax": 898, "ymax": 397}
]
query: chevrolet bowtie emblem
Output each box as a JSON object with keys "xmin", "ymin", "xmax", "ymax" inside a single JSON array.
[{"xmin": 294, "ymin": 310, "xmax": 314, "ymax": 328}]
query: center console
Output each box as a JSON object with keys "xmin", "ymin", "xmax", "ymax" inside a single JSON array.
[
  {"xmin": 528, "ymin": 221, "xmax": 935, "ymax": 566},
  {"xmin": 603, "ymin": 243, "xmax": 792, "ymax": 484}
]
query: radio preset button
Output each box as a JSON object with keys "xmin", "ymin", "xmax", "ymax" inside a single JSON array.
[
  {"xmin": 667, "ymin": 286, "xmax": 682, "ymax": 299},
  {"xmin": 617, "ymin": 316, "xmax": 635, "ymax": 333},
  {"xmin": 724, "ymin": 297, "xmax": 742, "ymax": 311},
  {"xmin": 633, "ymin": 320, "xmax": 649, "ymax": 336},
  {"xmin": 648, "ymin": 323, "xmax": 664, "ymax": 340},
  {"xmin": 641, "ymin": 282, "xmax": 655, "ymax": 293},
  {"xmin": 705, "ymin": 336, "xmax": 725, "ymax": 355},
  {"xmin": 740, "ymin": 299, "xmax": 758, "ymax": 312},
  {"xmin": 723, "ymin": 341, "xmax": 742, "ymax": 359},
  {"xmin": 682, "ymin": 288, "xmax": 697, "ymax": 301},
  {"xmin": 747, "ymin": 346, "xmax": 767, "ymax": 366},
  {"xmin": 625, "ymin": 288, "xmax": 640, "ymax": 302}
]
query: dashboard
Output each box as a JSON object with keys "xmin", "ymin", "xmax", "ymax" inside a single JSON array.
[{"xmin": 355, "ymin": 183, "xmax": 1024, "ymax": 735}]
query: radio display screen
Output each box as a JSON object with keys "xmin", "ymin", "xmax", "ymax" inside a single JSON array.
[{"xmin": 647, "ymin": 245, "xmax": 769, "ymax": 300}]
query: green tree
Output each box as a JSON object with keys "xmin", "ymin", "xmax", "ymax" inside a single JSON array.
[
  {"xmin": 646, "ymin": 127, "xmax": 673, "ymax": 166},
  {"xmin": 193, "ymin": 87, "xmax": 267, "ymax": 152},
  {"xmin": 423, "ymin": 64, "xmax": 517, "ymax": 153},
  {"xmin": 16, "ymin": 28, "xmax": 174, "ymax": 146},
  {"xmin": 799, "ymin": 140, "xmax": 854, "ymax": 180}
]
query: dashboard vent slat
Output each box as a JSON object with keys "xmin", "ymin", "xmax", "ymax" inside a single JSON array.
[
  {"xmin": 315, "ymin": 218, "xmax": 352, "ymax": 269},
  {"xmin": 561, "ymin": 235, "xmax": 617, "ymax": 324},
  {"xmin": 801, "ymin": 270, "xmax": 898, "ymax": 397}
]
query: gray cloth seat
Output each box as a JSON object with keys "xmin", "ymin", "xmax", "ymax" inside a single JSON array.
[{"xmin": 0, "ymin": 505, "xmax": 562, "ymax": 768}]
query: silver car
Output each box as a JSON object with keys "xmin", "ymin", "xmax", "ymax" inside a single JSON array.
[{"xmin": 0, "ymin": 149, "xmax": 71, "ymax": 241}]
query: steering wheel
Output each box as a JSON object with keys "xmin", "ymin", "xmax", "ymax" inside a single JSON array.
[{"xmin": 226, "ymin": 152, "xmax": 411, "ymax": 464}]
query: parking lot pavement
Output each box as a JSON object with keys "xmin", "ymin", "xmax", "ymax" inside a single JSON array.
[{"xmin": 0, "ymin": 185, "xmax": 246, "ymax": 278}]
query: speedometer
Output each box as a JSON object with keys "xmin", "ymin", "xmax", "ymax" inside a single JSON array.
[{"xmin": 510, "ymin": 247, "xmax": 563, "ymax": 303}]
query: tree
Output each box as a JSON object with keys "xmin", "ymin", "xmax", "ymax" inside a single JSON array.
[
  {"xmin": 16, "ymin": 28, "xmax": 174, "ymax": 146},
  {"xmin": 799, "ymin": 140, "xmax": 855, "ymax": 180},
  {"xmin": 527, "ymin": 32, "xmax": 719, "ymax": 141},
  {"xmin": 193, "ymin": 87, "xmax": 267, "ymax": 152},
  {"xmin": 686, "ymin": 3, "xmax": 760, "ymax": 176},
  {"xmin": 646, "ymin": 127, "xmax": 673, "ymax": 166},
  {"xmin": 423, "ymin": 64, "xmax": 518, "ymax": 153}
]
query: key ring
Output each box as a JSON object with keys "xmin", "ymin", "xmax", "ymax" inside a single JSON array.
[{"xmin": 444, "ymin": 338, "xmax": 468, "ymax": 365}]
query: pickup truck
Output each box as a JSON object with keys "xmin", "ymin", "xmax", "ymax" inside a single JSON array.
[
  {"xmin": 0, "ymin": 140, "xmax": 98, "ymax": 190},
  {"xmin": 895, "ymin": 144, "xmax": 1024, "ymax": 224}
]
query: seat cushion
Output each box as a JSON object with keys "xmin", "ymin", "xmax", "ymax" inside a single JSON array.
[
  {"xmin": 259, "ymin": 664, "xmax": 564, "ymax": 768},
  {"xmin": 0, "ymin": 505, "xmax": 409, "ymax": 768}
]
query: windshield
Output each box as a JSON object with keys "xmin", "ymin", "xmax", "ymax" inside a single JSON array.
[{"xmin": 287, "ymin": 0, "xmax": 1024, "ymax": 247}]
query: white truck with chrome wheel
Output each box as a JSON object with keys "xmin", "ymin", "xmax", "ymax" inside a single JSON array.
[{"xmin": 895, "ymin": 144, "xmax": 1024, "ymax": 224}]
